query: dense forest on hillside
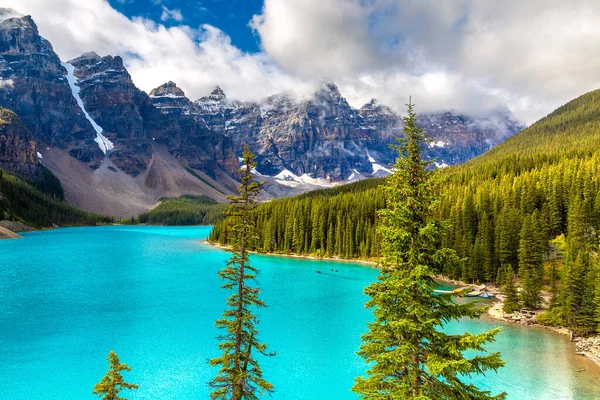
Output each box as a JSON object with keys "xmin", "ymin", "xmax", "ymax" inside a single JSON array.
[
  {"xmin": 128, "ymin": 195, "xmax": 226, "ymax": 226},
  {"xmin": 0, "ymin": 169, "xmax": 111, "ymax": 228},
  {"xmin": 210, "ymin": 89, "xmax": 600, "ymax": 335}
]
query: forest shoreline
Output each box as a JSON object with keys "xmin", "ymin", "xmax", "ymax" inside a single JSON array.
[{"xmin": 204, "ymin": 239, "xmax": 600, "ymax": 367}]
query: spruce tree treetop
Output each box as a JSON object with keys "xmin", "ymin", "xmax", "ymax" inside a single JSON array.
[
  {"xmin": 92, "ymin": 350, "xmax": 138, "ymax": 400},
  {"xmin": 353, "ymin": 100, "xmax": 506, "ymax": 399}
]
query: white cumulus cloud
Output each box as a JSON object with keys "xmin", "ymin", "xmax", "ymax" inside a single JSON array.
[{"xmin": 3, "ymin": 0, "xmax": 600, "ymax": 124}]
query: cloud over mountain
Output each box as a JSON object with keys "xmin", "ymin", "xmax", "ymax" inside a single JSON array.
[{"xmin": 5, "ymin": 0, "xmax": 600, "ymax": 124}]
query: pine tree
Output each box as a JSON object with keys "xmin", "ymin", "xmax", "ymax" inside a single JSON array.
[
  {"xmin": 92, "ymin": 351, "xmax": 138, "ymax": 400},
  {"xmin": 502, "ymin": 266, "xmax": 521, "ymax": 314},
  {"xmin": 518, "ymin": 213, "xmax": 543, "ymax": 308},
  {"xmin": 548, "ymin": 260, "xmax": 559, "ymax": 308},
  {"xmin": 595, "ymin": 271, "xmax": 600, "ymax": 332},
  {"xmin": 209, "ymin": 145, "xmax": 274, "ymax": 399},
  {"xmin": 352, "ymin": 100, "xmax": 505, "ymax": 399}
]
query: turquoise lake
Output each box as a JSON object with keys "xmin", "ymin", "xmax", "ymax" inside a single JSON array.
[{"xmin": 1, "ymin": 225, "xmax": 600, "ymax": 399}]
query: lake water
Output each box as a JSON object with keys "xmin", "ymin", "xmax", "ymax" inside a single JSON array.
[{"xmin": 1, "ymin": 225, "xmax": 599, "ymax": 399}]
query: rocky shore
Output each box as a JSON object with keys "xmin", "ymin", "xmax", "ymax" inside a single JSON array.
[
  {"xmin": 485, "ymin": 290, "xmax": 600, "ymax": 367},
  {"xmin": 0, "ymin": 220, "xmax": 35, "ymax": 239},
  {"xmin": 576, "ymin": 336, "xmax": 600, "ymax": 364}
]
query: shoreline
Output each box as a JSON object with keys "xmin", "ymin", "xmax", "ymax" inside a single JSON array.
[{"xmin": 203, "ymin": 239, "xmax": 600, "ymax": 367}]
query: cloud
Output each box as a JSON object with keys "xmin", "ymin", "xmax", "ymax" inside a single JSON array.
[
  {"xmin": 160, "ymin": 6, "xmax": 183, "ymax": 22},
  {"xmin": 250, "ymin": 0, "xmax": 379, "ymax": 77},
  {"xmin": 3, "ymin": 0, "xmax": 600, "ymax": 124},
  {"xmin": 251, "ymin": 0, "xmax": 600, "ymax": 123},
  {"xmin": 3, "ymin": 0, "xmax": 313, "ymax": 103},
  {"xmin": 0, "ymin": 7, "xmax": 22, "ymax": 19}
]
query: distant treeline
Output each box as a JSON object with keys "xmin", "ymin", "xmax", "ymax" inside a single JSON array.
[
  {"xmin": 210, "ymin": 88, "xmax": 600, "ymax": 335},
  {"xmin": 125, "ymin": 195, "xmax": 226, "ymax": 226},
  {"xmin": 0, "ymin": 169, "xmax": 112, "ymax": 228}
]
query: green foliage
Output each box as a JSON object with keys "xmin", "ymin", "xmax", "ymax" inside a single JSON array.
[
  {"xmin": 352, "ymin": 101, "xmax": 505, "ymax": 400},
  {"xmin": 518, "ymin": 212, "xmax": 544, "ymax": 308},
  {"xmin": 130, "ymin": 195, "xmax": 226, "ymax": 226},
  {"xmin": 92, "ymin": 351, "xmax": 138, "ymax": 400},
  {"xmin": 560, "ymin": 253, "xmax": 599, "ymax": 335},
  {"xmin": 209, "ymin": 145, "xmax": 274, "ymax": 400},
  {"xmin": 535, "ymin": 309, "xmax": 566, "ymax": 327},
  {"xmin": 33, "ymin": 165, "xmax": 65, "ymax": 199},
  {"xmin": 210, "ymin": 88, "xmax": 600, "ymax": 335},
  {"xmin": 0, "ymin": 169, "xmax": 111, "ymax": 228},
  {"xmin": 502, "ymin": 266, "xmax": 521, "ymax": 314}
]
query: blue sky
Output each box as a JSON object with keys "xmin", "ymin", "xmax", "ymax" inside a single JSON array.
[{"xmin": 108, "ymin": 0, "xmax": 263, "ymax": 52}]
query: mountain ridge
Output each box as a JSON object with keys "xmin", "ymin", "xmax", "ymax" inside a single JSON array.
[{"xmin": 0, "ymin": 14, "xmax": 524, "ymax": 217}]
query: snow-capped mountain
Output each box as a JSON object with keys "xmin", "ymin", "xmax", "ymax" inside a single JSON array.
[{"xmin": 0, "ymin": 15, "xmax": 524, "ymax": 216}]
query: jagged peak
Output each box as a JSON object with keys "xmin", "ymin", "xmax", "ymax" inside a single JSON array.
[
  {"xmin": 0, "ymin": 15, "xmax": 38, "ymax": 31},
  {"xmin": 318, "ymin": 82, "xmax": 342, "ymax": 98},
  {"xmin": 68, "ymin": 53, "xmax": 127, "ymax": 74},
  {"xmin": 209, "ymin": 85, "xmax": 226, "ymax": 101},
  {"xmin": 150, "ymin": 81, "xmax": 186, "ymax": 98},
  {"xmin": 360, "ymin": 98, "xmax": 379, "ymax": 109},
  {"xmin": 69, "ymin": 51, "xmax": 101, "ymax": 64}
]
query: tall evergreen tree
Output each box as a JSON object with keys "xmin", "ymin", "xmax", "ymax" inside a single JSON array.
[
  {"xmin": 502, "ymin": 266, "xmax": 521, "ymax": 314},
  {"xmin": 595, "ymin": 271, "xmax": 600, "ymax": 332},
  {"xmin": 518, "ymin": 213, "xmax": 544, "ymax": 308},
  {"xmin": 352, "ymin": 100, "xmax": 505, "ymax": 399},
  {"xmin": 548, "ymin": 260, "xmax": 559, "ymax": 309},
  {"xmin": 92, "ymin": 351, "xmax": 138, "ymax": 400},
  {"xmin": 209, "ymin": 145, "xmax": 274, "ymax": 399}
]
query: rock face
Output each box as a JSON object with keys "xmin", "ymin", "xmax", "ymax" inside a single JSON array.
[
  {"xmin": 67, "ymin": 52, "xmax": 152, "ymax": 175},
  {"xmin": 0, "ymin": 16, "xmax": 240, "ymax": 217},
  {"xmin": 0, "ymin": 107, "xmax": 38, "ymax": 178},
  {"xmin": 148, "ymin": 82, "xmax": 238, "ymax": 180},
  {"xmin": 0, "ymin": 14, "xmax": 524, "ymax": 216},
  {"xmin": 193, "ymin": 83, "xmax": 523, "ymax": 181},
  {"xmin": 0, "ymin": 16, "xmax": 101, "ymax": 164}
]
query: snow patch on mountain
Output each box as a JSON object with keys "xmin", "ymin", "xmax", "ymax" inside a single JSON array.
[
  {"xmin": 62, "ymin": 62, "xmax": 113, "ymax": 155},
  {"xmin": 429, "ymin": 140, "xmax": 448, "ymax": 148},
  {"xmin": 367, "ymin": 151, "xmax": 391, "ymax": 175},
  {"xmin": 274, "ymin": 169, "xmax": 302, "ymax": 182},
  {"xmin": 347, "ymin": 169, "xmax": 366, "ymax": 182}
]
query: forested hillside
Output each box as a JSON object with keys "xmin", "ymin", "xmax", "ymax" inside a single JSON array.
[
  {"xmin": 210, "ymin": 89, "xmax": 600, "ymax": 334},
  {"xmin": 130, "ymin": 195, "xmax": 226, "ymax": 226},
  {"xmin": 0, "ymin": 169, "xmax": 111, "ymax": 228}
]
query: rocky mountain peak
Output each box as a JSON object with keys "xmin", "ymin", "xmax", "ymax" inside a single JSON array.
[
  {"xmin": 364, "ymin": 98, "xmax": 378, "ymax": 107},
  {"xmin": 360, "ymin": 98, "xmax": 394, "ymax": 115},
  {"xmin": 312, "ymin": 81, "xmax": 351, "ymax": 113},
  {"xmin": 1, "ymin": 15, "xmax": 37, "ymax": 31},
  {"xmin": 0, "ymin": 15, "xmax": 54, "ymax": 55},
  {"xmin": 208, "ymin": 85, "xmax": 226, "ymax": 101},
  {"xmin": 322, "ymin": 82, "xmax": 342, "ymax": 97},
  {"xmin": 150, "ymin": 81, "xmax": 191, "ymax": 115},
  {"xmin": 68, "ymin": 53, "xmax": 130, "ymax": 84},
  {"xmin": 69, "ymin": 51, "xmax": 101, "ymax": 63},
  {"xmin": 150, "ymin": 81, "xmax": 186, "ymax": 98}
]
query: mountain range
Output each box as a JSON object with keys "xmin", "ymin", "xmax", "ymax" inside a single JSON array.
[{"xmin": 0, "ymin": 15, "xmax": 523, "ymax": 218}]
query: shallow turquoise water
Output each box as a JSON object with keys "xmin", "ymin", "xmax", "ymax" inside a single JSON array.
[{"xmin": 1, "ymin": 226, "xmax": 599, "ymax": 399}]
